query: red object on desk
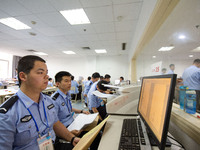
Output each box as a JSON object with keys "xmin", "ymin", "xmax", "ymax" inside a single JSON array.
[{"xmin": 197, "ymin": 115, "xmax": 200, "ymax": 119}]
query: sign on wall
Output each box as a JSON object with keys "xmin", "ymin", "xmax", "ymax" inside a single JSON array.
[{"xmin": 151, "ymin": 61, "xmax": 162, "ymax": 75}]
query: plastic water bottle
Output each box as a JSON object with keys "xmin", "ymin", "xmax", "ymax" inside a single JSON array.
[
  {"xmin": 185, "ymin": 90, "xmax": 196, "ymax": 114},
  {"xmin": 179, "ymin": 86, "xmax": 187, "ymax": 110},
  {"xmin": 100, "ymin": 99, "xmax": 104, "ymax": 106}
]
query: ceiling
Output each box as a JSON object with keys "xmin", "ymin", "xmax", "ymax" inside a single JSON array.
[
  {"xmin": 139, "ymin": 0, "xmax": 200, "ymax": 61},
  {"xmin": 0, "ymin": 0, "xmax": 143, "ymax": 58}
]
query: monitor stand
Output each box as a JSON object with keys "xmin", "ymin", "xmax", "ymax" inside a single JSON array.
[{"xmin": 146, "ymin": 128, "xmax": 171, "ymax": 147}]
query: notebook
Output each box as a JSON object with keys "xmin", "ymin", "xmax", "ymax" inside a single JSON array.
[{"xmin": 119, "ymin": 74, "xmax": 177, "ymax": 150}]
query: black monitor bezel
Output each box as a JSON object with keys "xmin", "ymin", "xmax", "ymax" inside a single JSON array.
[{"xmin": 137, "ymin": 74, "xmax": 177, "ymax": 150}]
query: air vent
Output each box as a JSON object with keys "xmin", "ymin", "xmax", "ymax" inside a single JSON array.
[
  {"xmin": 122, "ymin": 43, "xmax": 126, "ymax": 50},
  {"xmin": 82, "ymin": 47, "xmax": 90, "ymax": 50},
  {"xmin": 26, "ymin": 49, "xmax": 37, "ymax": 52}
]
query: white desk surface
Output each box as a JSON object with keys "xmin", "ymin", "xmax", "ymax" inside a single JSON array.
[{"xmin": 98, "ymin": 115, "xmax": 182, "ymax": 150}]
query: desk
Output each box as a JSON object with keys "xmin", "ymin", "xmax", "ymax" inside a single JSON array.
[
  {"xmin": 0, "ymin": 86, "xmax": 57, "ymax": 104},
  {"xmin": 98, "ymin": 87, "xmax": 197, "ymax": 150},
  {"xmin": 98, "ymin": 115, "xmax": 181, "ymax": 150}
]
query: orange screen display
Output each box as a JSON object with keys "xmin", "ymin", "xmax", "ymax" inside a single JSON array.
[{"xmin": 138, "ymin": 78, "xmax": 171, "ymax": 142}]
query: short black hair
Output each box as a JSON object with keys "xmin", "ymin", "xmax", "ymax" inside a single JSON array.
[
  {"xmin": 104, "ymin": 74, "xmax": 111, "ymax": 79},
  {"xmin": 55, "ymin": 71, "xmax": 71, "ymax": 83},
  {"xmin": 97, "ymin": 80, "xmax": 109, "ymax": 91},
  {"xmin": 18, "ymin": 55, "xmax": 46, "ymax": 86},
  {"xmin": 71, "ymin": 76, "xmax": 74, "ymax": 80},
  {"xmin": 88, "ymin": 76, "xmax": 91, "ymax": 80},
  {"xmin": 92, "ymin": 72, "xmax": 100, "ymax": 79},
  {"xmin": 48, "ymin": 78, "xmax": 52, "ymax": 81},
  {"xmin": 169, "ymin": 64, "xmax": 175, "ymax": 67},
  {"xmin": 120, "ymin": 76, "xmax": 124, "ymax": 80},
  {"xmin": 100, "ymin": 76, "xmax": 103, "ymax": 79},
  {"xmin": 193, "ymin": 59, "xmax": 200, "ymax": 64}
]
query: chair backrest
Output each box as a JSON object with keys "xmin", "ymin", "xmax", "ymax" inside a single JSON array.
[{"xmin": 70, "ymin": 86, "xmax": 76, "ymax": 92}]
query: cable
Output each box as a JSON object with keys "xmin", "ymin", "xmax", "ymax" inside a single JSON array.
[
  {"xmin": 107, "ymin": 113, "xmax": 138, "ymax": 116},
  {"xmin": 167, "ymin": 135, "xmax": 185, "ymax": 149}
]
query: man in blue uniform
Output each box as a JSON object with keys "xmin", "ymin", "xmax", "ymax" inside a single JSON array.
[
  {"xmin": 51, "ymin": 71, "xmax": 89, "ymax": 134},
  {"xmin": 88, "ymin": 80, "xmax": 111, "ymax": 120},
  {"xmin": 83, "ymin": 72, "xmax": 100, "ymax": 107},
  {"xmin": 0, "ymin": 55, "xmax": 79, "ymax": 150},
  {"xmin": 167, "ymin": 64, "xmax": 175, "ymax": 74},
  {"xmin": 104, "ymin": 74, "xmax": 111, "ymax": 83},
  {"xmin": 182, "ymin": 59, "xmax": 200, "ymax": 113}
]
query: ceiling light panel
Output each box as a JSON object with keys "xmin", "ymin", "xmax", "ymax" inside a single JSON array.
[
  {"xmin": 0, "ymin": 17, "xmax": 31, "ymax": 30},
  {"xmin": 158, "ymin": 46, "xmax": 174, "ymax": 51},
  {"xmin": 60, "ymin": 8, "xmax": 90, "ymax": 25},
  {"xmin": 192, "ymin": 46, "xmax": 200, "ymax": 52},
  {"xmin": 63, "ymin": 51, "xmax": 76, "ymax": 54},
  {"xmin": 95, "ymin": 49, "xmax": 107, "ymax": 53},
  {"xmin": 33, "ymin": 52, "xmax": 48, "ymax": 55}
]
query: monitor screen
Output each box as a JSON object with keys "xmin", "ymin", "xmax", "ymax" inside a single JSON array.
[{"xmin": 137, "ymin": 74, "xmax": 176, "ymax": 150}]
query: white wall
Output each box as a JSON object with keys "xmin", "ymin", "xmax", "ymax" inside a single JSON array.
[
  {"xmin": 45, "ymin": 55, "xmax": 129, "ymax": 84},
  {"xmin": 136, "ymin": 54, "xmax": 194, "ymax": 80},
  {"xmin": 0, "ymin": 52, "xmax": 13, "ymax": 79}
]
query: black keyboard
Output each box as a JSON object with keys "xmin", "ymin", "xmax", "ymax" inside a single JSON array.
[{"xmin": 118, "ymin": 119, "xmax": 146, "ymax": 150}]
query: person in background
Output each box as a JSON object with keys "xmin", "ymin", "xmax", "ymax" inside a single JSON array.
[
  {"xmin": 161, "ymin": 68, "xmax": 167, "ymax": 75},
  {"xmin": 182, "ymin": 59, "xmax": 200, "ymax": 113},
  {"xmin": 70, "ymin": 76, "xmax": 79, "ymax": 100},
  {"xmin": 13, "ymin": 68, "xmax": 19, "ymax": 85},
  {"xmin": 104, "ymin": 74, "xmax": 111, "ymax": 83},
  {"xmin": 167, "ymin": 64, "xmax": 175, "ymax": 74},
  {"xmin": 48, "ymin": 77, "xmax": 54, "ymax": 87},
  {"xmin": 84, "ymin": 76, "xmax": 91, "ymax": 87},
  {"xmin": 83, "ymin": 72, "xmax": 100, "ymax": 107},
  {"xmin": 88, "ymin": 80, "xmax": 111, "ymax": 120},
  {"xmin": 120, "ymin": 76, "xmax": 124, "ymax": 82},
  {"xmin": 100, "ymin": 76, "xmax": 104, "ymax": 81},
  {"xmin": 0, "ymin": 55, "xmax": 79, "ymax": 150}
]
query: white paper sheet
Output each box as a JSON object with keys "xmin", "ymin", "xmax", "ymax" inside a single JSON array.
[{"xmin": 67, "ymin": 113, "xmax": 98, "ymax": 131}]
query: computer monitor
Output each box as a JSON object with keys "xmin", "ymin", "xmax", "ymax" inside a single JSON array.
[{"xmin": 137, "ymin": 74, "xmax": 177, "ymax": 150}]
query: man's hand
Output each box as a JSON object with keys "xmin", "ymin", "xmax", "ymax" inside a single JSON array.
[
  {"xmin": 83, "ymin": 110, "xmax": 90, "ymax": 114},
  {"xmin": 72, "ymin": 137, "xmax": 80, "ymax": 146},
  {"xmin": 71, "ymin": 130, "xmax": 82, "ymax": 136}
]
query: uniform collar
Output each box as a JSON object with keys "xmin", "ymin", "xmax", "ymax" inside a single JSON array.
[
  {"xmin": 57, "ymin": 89, "xmax": 70, "ymax": 99},
  {"xmin": 17, "ymin": 89, "xmax": 46, "ymax": 108}
]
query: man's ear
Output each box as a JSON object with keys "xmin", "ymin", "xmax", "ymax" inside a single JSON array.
[
  {"xmin": 56, "ymin": 82, "xmax": 60, "ymax": 87},
  {"xmin": 19, "ymin": 72, "xmax": 27, "ymax": 82}
]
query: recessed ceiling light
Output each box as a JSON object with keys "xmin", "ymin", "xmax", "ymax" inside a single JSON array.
[
  {"xmin": 192, "ymin": 46, "xmax": 200, "ymax": 52},
  {"xmin": 63, "ymin": 51, "xmax": 76, "ymax": 54},
  {"xmin": 178, "ymin": 35, "xmax": 186, "ymax": 39},
  {"xmin": 60, "ymin": 8, "xmax": 90, "ymax": 25},
  {"xmin": 0, "ymin": 17, "xmax": 31, "ymax": 30},
  {"xmin": 158, "ymin": 46, "xmax": 174, "ymax": 51},
  {"xmin": 33, "ymin": 52, "xmax": 48, "ymax": 55},
  {"xmin": 95, "ymin": 49, "xmax": 107, "ymax": 53},
  {"xmin": 189, "ymin": 55, "xmax": 194, "ymax": 58},
  {"xmin": 152, "ymin": 56, "xmax": 156, "ymax": 58}
]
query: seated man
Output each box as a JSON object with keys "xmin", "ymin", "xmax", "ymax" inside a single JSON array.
[
  {"xmin": 88, "ymin": 80, "xmax": 111, "ymax": 120},
  {"xmin": 0, "ymin": 55, "xmax": 79, "ymax": 150},
  {"xmin": 51, "ymin": 71, "xmax": 89, "ymax": 135}
]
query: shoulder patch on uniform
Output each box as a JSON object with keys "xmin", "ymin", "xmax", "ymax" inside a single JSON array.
[
  {"xmin": 47, "ymin": 104, "xmax": 54, "ymax": 110},
  {"xmin": 52, "ymin": 93, "xmax": 60, "ymax": 101},
  {"xmin": 61, "ymin": 102, "xmax": 65, "ymax": 106},
  {"xmin": 0, "ymin": 95, "xmax": 18, "ymax": 114},
  {"xmin": 21, "ymin": 115, "xmax": 32, "ymax": 122}
]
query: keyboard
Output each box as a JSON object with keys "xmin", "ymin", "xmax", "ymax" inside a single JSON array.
[{"xmin": 118, "ymin": 119, "xmax": 146, "ymax": 150}]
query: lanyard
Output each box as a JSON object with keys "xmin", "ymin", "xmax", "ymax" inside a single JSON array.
[
  {"xmin": 19, "ymin": 96, "xmax": 49, "ymax": 137},
  {"xmin": 64, "ymin": 95, "xmax": 72, "ymax": 113}
]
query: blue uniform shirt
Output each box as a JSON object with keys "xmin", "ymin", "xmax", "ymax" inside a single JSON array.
[
  {"xmin": 70, "ymin": 80, "xmax": 79, "ymax": 94},
  {"xmin": 182, "ymin": 65, "xmax": 200, "ymax": 90},
  {"xmin": 51, "ymin": 89, "xmax": 74, "ymax": 127},
  {"xmin": 84, "ymin": 80, "xmax": 94, "ymax": 103},
  {"xmin": 88, "ymin": 82, "xmax": 102, "ymax": 110},
  {"xmin": 167, "ymin": 69, "xmax": 174, "ymax": 74},
  {"xmin": 0, "ymin": 89, "xmax": 58, "ymax": 150}
]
